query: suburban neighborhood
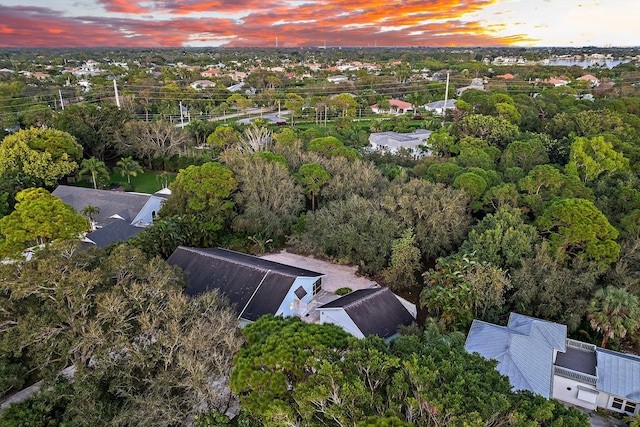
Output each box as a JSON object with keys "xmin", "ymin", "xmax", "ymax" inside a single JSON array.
[{"xmin": 1, "ymin": 44, "xmax": 640, "ymax": 426}]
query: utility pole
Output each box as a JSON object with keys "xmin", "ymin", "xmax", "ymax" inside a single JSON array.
[
  {"xmin": 113, "ymin": 79, "xmax": 120, "ymax": 109},
  {"xmin": 59, "ymin": 89, "xmax": 64, "ymax": 110},
  {"xmin": 442, "ymin": 71, "xmax": 450, "ymax": 126},
  {"xmin": 179, "ymin": 101, "xmax": 184, "ymax": 127}
]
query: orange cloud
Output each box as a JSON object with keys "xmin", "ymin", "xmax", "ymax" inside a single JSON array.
[
  {"xmin": 0, "ymin": 1, "xmax": 535, "ymax": 48},
  {"xmin": 96, "ymin": 0, "xmax": 151, "ymax": 14}
]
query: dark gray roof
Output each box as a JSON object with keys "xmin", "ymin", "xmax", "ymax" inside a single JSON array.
[
  {"xmin": 52, "ymin": 185, "xmax": 152, "ymax": 225},
  {"xmin": 85, "ymin": 220, "xmax": 144, "ymax": 248},
  {"xmin": 319, "ymin": 288, "xmax": 414, "ymax": 339},
  {"xmin": 554, "ymin": 346, "xmax": 597, "ymax": 376},
  {"xmin": 166, "ymin": 247, "xmax": 323, "ymax": 321},
  {"xmin": 465, "ymin": 313, "xmax": 567, "ymax": 398},
  {"xmin": 596, "ymin": 349, "xmax": 640, "ymax": 400}
]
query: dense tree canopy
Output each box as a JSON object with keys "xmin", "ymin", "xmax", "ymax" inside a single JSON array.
[
  {"xmin": 52, "ymin": 103, "xmax": 133, "ymax": 161},
  {"xmin": 0, "ymin": 244, "xmax": 244, "ymax": 425},
  {"xmin": 230, "ymin": 317, "xmax": 588, "ymax": 426},
  {"xmin": 227, "ymin": 153, "xmax": 304, "ymax": 243},
  {"xmin": 290, "ymin": 195, "xmax": 400, "ymax": 274},
  {"xmin": 0, "ymin": 127, "xmax": 82, "ymax": 187},
  {"xmin": 536, "ymin": 198, "xmax": 620, "ymax": 269},
  {"xmin": 2, "ymin": 48, "xmax": 640, "ymax": 424},
  {"xmin": 381, "ymin": 178, "xmax": 471, "ymax": 259},
  {"xmin": 0, "ymin": 188, "xmax": 88, "ymax": 256},
  {"xmin": 161, "ymin": 162, "xmax": 237, "ymax": 230}
]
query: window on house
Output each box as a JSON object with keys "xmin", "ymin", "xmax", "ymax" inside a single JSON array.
[
  {"xmin": 625, "ymin": 402, "xmax": 637, "ymax": 414},
  {"xmin": 611, "ymin": 397, "xmax": 637, "ymax": 414},
  {"xmin": 312, "ymin": 279, "xmax": 321, "ymax": 295},
  {"xmin": 612, "ymin": 398, "xmax": 623, "ymax": 410}
]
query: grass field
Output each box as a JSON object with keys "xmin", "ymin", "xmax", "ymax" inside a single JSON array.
[
  {"xmin": 74, "ymin": 170, "xmax": 176, "ymax": 193},
  {"xmin": 109, "ymin": 171, "xmax": 176, "ymax": 193}
]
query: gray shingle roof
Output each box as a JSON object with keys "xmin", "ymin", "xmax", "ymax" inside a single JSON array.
[
  {"xmin": 465, "ymin": 313, "xmax": 567, "ymax": 398},
  {"xmin": 52, "ymin": 185, "xmax": 152, "ymax": 226},
  {"xmin": 85, "ymin": 220, "xmax": 144, "ymax": 248},
  {"xmin": 319, "ymin": 288, "xmax": 415, "ymax": 339},
  {"xmin": 596, "ymin": 349, "xmax": 640, "ymax": 401},
  {"xmin": 166, "ymin": 247, "xmax": 323, "ymax": 322}
]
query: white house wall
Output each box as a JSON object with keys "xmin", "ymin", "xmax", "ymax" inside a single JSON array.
[
  {"xmin": 319, "ymin": 309, "xmax": 364, "ymax": 338},
  {"xmin": 275, "ymin": 276, "xmax": 320, "ymax": 318},
  {"xmin": 132, "ymin": 196, "xmax": 165, "ymax": 225},
  {"xmin": 553, "ymin": 375, "xmax": 598, "ymax": 411},
  {"xmin": 597, "ymin": 392, "xmax": 614, "ymax": 412},
  {"xmin": 394, "ymin": 295, "xmax": 417, "ymax": 318}
]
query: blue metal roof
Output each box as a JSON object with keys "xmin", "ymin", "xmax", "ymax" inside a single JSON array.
[
  {"xmin": 596, "ymin": 349, "xmax": 640, "ymax": 401},
  {"xmin": 465, "ymin": 313, "xmax": 567, "ymax": 398}
]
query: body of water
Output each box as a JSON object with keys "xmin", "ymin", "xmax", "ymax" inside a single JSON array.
[{"xmin": 543, "ymin": 59, "xmax": 634, "ymax": 69}]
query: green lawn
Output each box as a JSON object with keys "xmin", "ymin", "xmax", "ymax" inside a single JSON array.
[{"xmin": 110, "ymin": 171, "xmax": 176, "ymax": 193}]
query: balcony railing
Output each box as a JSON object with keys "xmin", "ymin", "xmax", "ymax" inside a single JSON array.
[
  {"xmin": 566, "ymin": 339, "xmax": 597, "ymax": 352},
  {"xmin": 554, "ymin": 365, "xmax": 597, "ymax": 386}
]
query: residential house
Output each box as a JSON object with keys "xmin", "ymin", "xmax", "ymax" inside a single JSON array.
[
  {"xmin": 424, "ymin": 99, "xmax": 456, "ymax": 116},
  {"xmin": 456, "ymin": 78, "xmax": 485, "ymax": 96},
  {"xmin": 577, "ymin": 74, "xmax": 600, "ymax": 87},
  {"xmin": 166, "ymin": 247, "xmax": 324, "ymax": 326},
  {"xmin": 227, "ymin": 82, "xmax": 245, "ymax": 92},
  {"xmin": 200, "ymin": 68, "xmax": 221, "ymax": 78},
  {"xmin": 371, "ymin": 99, "xmax": 413, "ymax": 115},
  {"xmin": 495, "ymin": 73, "xmax": 515, "ymax": 80},
  {"xmin": 318, "ymin": 288, "xmax": 416, "ymax": 341},
  {"xmin": 52, "ymin": 185, "xmax": 165, "ymax": 248},
  {"xmin": 327, "ymin": 75, "xmax": 349, "ymax": 84},
  {"xmin": 545, "ymin": 77, "xmax": 570, "ymax": 87},
  {"xmin": 227, "ymin": 71, "xmax": 247, "ymax": 82},
  {"xmin": 369, "ymin": 130, "xmax": 432, "ymax": 158},
  {"xmin": 189, "ymin": 80, "xmax": 216, "ymax": 90},
  {"xmin": 465, "ymin": 313, "xmax": 640, "ymax": 416}
]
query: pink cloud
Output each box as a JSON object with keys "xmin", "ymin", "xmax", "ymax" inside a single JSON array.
[{"xmin": 0, "ymin": 1, "xmax": 534, "ymax": 48}]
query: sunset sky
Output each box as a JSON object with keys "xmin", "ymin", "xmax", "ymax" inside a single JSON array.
[{"xmin": 0, "ymin": 0, "xmax": 637, "ymax": 48}]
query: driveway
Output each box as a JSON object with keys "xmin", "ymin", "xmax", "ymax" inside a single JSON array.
[
  {"xmin": 260, "ymin": 250, "xmax": 379, "ymax": 323},
  {"xmin": 260, "ymin": 249, "xmax": 377, "ymax": 293}
]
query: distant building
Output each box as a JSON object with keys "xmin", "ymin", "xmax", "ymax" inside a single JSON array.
[
  {"xmin": 371, "ymin": 99, "xmax": 413, "ymax": 115},
  {"xmin": 424, "ymin": 99, "xmax": 456, "ymax": 116},
  {"xmin": 327, "ymin": 75, "xmax": 349, "ymax": 84},
  {"xmin": 189, "ymin": 80, "xmax": 216, "ymax": 90},
  {"xmin": 369, "ymin": 130, "xmax": 432, "ymax": 158},
  {"xmin": 456, "ymin": 78, "xmax": 485, "ymax": 96},
  {"xmin": 577, "ymin": 74, "xmax": 600, "ymax": 87}
]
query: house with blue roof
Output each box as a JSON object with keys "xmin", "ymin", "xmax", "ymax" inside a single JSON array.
[{"xmin": 465, "ymin": 313, "xmax": 640, "ymax": 416}]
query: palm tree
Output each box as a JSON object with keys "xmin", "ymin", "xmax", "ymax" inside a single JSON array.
[
  {"xmin": 78, "ymin": 157, "xmax": 110, "ymax": 190},
  {"xmin": 114, "ymin": 156, "xmax": 143, "ymax": 185},
  {"xmin": 81, "ymin": 205, "xmax": 100, "ymax": 230},
  {"xmin": 587, "ymin": 286, "xmax": 640, "ymax": 348}
]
